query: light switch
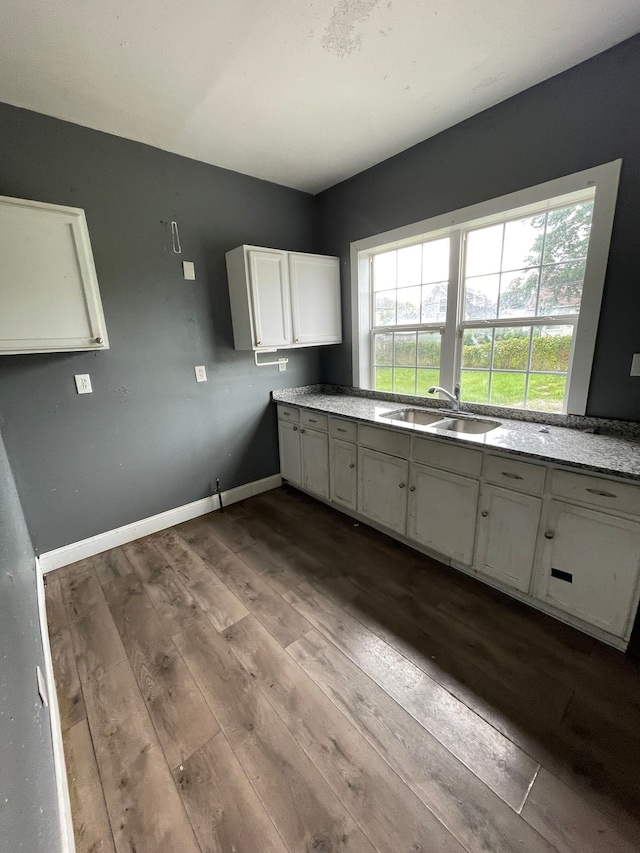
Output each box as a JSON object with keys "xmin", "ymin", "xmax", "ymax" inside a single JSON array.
[
  {"xmin": 631, "ymin": 354, "xmax": 640, "ymax": 376},
  {"xmin": 74, "ymin": 374, "xmax": 92, "ymax": 394},
  {"xmin": 195, "ymin": 365, "xmax": 207, "ymax": 382},
  {"xmin": 182, "ymin": 261, "xmax": 196, "ymax": 280}
]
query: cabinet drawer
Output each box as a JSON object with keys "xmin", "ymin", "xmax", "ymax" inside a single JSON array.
[
  {"xmin": 329, "ymin": 418, "xmax": 357, "ymax": 442},
  {"xmin": 411, "ymin": 437, "xmax": 482, "ymax": 477},
  {"xmin": 358, "ymin": 424, "xmax": 410, "ymax": 459},
  {"xmin": 277, "ymin": 405, "xmax": 300, "ymax": 424},
  {"xmin": 551, "ymin": 469, "xmax": 640, "ymax": 516},
  {"xmin": 301, "ymin": 410, "xmax": 328, "ymax": 431},
  {"xmin": 483, "ymin": 454, "xmax": 546, "ymax": 495}
]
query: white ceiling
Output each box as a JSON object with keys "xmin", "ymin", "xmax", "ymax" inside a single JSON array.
[{"xmin": 1, "ymin": 1, "xmax": 639, "ymax": 194}]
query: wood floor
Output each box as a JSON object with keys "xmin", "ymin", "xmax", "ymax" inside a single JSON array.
[{"xmin": 46, "ymin": 485, "xmax": 640, "ymax": 853}]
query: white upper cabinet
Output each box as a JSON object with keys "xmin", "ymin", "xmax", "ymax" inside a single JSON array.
[
  {"xmin": 226, "ymin": 245, "xmax": 341, "ymax": 350},
  {"xmin": 0, "ymin": 195, "xmax": 109, "ymax": 354}
]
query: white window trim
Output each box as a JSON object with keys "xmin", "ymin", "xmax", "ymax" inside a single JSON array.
[{"xmin": 351, "ymin": 160, "xmax": 621, "ymax": 416}]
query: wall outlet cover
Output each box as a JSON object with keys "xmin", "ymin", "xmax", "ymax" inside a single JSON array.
[
  {"xmin": 195, "ymin": 365, "xmax": 207, "ymax": 382},
  {"xmin": 182, "ymin": 261, "xmax": 196, "ymax": 280},
  {"xmin": 74, "ymin": 374, "xmax": 92, "ymax": 394}
]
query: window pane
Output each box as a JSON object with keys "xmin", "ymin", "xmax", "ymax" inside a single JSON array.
[
  {"xmin": 374, "ymin": 332, "xmax": 392, "ymax": 365},
  {"xmin": 501, "ymin": 215, "xmax": 544, "ymax": 271},
  {"xmin": 397, "ymin": 245, "xmax": 422, "ymax": 287},
  {"xmin": 464, "ymin": 274, "xmax": 499, "ymax": 320},
  {"xmin": 543, "ymin": 203, "xmax": 593, "ymax": 264},
  {"xmin": 375, "ymin": 366, "xmax": 392, "ymax": 391},
  {"xmin": 498, "ymin": 269, "xmax": 539, "ymax": 318},
  {"xmin": 393, "ymin": 368, "xmax": 416, "ymax": 395},
  {"xmin": 422, "ymin": 238, "xmax": 449, "ymax": 283},
  {"xmin": 462, "ymin": 329, "xmax": 492, "ymax": 368},
  {"xmin": 461, "ymin": 370, "xmax": 490, "ymax": 403},
  {"xmin": 394, "ymin": 332, "xmax": 416, "ymax": 366},
  {"xmin": 465, "ymin": 223, "xmax": 503, "ymax": 276},
  {"xmin": 493, "ymin": 327, "xmax": 530, "ymax": 370},
  {"xmin": 490, "ymin": 373, "xmax": 526, "ymax": 408},
  {"xmin": 417, "ymin": 331, "xmax": 441, "ymax": 367},
  {"xmin": 396, "ymin": 286, "xmax": 421, "ymax": 324},
  {"xmin": 530, "ymin": 325, "xmax": 573, "ymax": 372},
  {"xmin": 539, "ymin": 261, "xmax": 585, "ymax": 315},
  {"xmin": 375, "ymin": 290, "xmax": 397, "ymax": 326},
  {"xmin": 527, "ymin": 374, "xmax": 567, "ymax": 412},
  {"xmin": 417, "ymin": 368, "xmax": 440, "ymax": 396},
  {"xmin": 373, "ymin": 251, "xmax": 396, "ymax": 291},
  {"xmin": 421, "ymin": 282, "xmax": 448, "ymax": 323}
]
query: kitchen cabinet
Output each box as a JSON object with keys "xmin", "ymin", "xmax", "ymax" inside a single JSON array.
[
  {"xmin": 0, "ymin": 194, "xmax": 109, "ymax": 354},
  {"xmin": 536, "ymin": 500, "xmax": 640, "ymax": 637},
  {"xmin": 331, "ymin": 439, "xmax": 357, "ymax": 510},
  {"xmin": 226, "ymin": 245, "xmax": 341, "ymax": 350},
  {"xmin": 278, "ymin": 421, "xmax": 302, "ymax": 486},
  {"xmin": 407, "ymin": 462, "xmax": 478, "ymax": 564},
  {"xmin": 358, "ymin": 447, "xmax": 408, "ymax": 533},
  {"xmin": 300, "ymin": 427, "xmax": 329, "ymax": 499},
  {"xmin": 475, "ymin": 485, "xmax": 541, "ymax": 593},
  {"xmin": 277, "ymin": 407, "xmax": 328, "ymax": 498}
]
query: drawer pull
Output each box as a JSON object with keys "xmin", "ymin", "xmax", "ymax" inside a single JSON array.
[
  {"xmin": 399, "ymin": 483, "xmax": 405, "ymax": 489},
  {"xmin": 501, "ymin": 471, "xmax": 523, "ymax": 480},
  {"xmin": 282, "ymin": 411, "xmax": 291, "ymax": 416},
  {"xmin": 336, "ymin": 427, "xmax": 347, "ymax": 433},
  {"xmin": 551, "ymin": 568, "xmax": 573, "ymax": 583},
  {"xmin": 586, "ymin": 487, "xmax": 617, "ymax": 498},
  {"xmin": 308, "ymin": 418, "xmax": 317, "ymax": 423},
  {"xmin": 349, "ymin": 463, "xmax": 355, "ymax": 469},
  {"xmin": 544, "ymin": 531, "xmax": 554, "ymax": 540},
  {"xmin": 481, "ymin": 510, "xmax": 488, "ymax": 517}
]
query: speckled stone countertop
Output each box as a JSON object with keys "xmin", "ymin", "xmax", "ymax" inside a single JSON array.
[{"xmin": 273, "ymin": 385, "xmax": 640, "ymax": 482}]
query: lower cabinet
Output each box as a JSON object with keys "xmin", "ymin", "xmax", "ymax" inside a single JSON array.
[
  {"xmin": 474, "ymin": 485, "xmax": 541, "ymax": 593},
  {"xmin": 300, "ymin": 427, "xmax": 329, "ymax": 498},
  {"xmin": 278, "ymin": 421, "xmax": 302, "ymax": 485},
  {"xmin": 536, "ymin": 500, "xmax": 640, "ymax": 637},
  {"xmin": 358, "ymin": 447, "xmax": 408, "ymax": 533},
  {"xmin": 330, "ymin": 439, "xmax": 357, "ymax": 510},
  {"xmin": 407, "ymin": 462, "xmax": 479, "ymax": 565}
]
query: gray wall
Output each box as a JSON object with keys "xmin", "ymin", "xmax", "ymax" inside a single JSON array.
[
  {"xmin": 0, "ymin": 431, "xmax": 60, "ymax": 853},
  {"xmin": 0, "ymin": 103, "xmax": 322, "ymax": 553},
  {"xmin": 317, "ymin": 34, "xmax": 640, "ymax": 422}
]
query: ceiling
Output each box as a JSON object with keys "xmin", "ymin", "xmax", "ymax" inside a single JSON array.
[{"xmin": 1, "ymin": 1, "xmax": 639, "ymax": 194}]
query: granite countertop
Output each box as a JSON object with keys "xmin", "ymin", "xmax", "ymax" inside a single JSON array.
[{"xmin": 273, "ymin": 387, "xmax": 640, "ymax": 482}]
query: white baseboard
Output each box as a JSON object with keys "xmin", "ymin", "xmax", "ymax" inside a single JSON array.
[
  {"xmin": 39, "ymin": 474, "xmax": 282, "ymax": 573},
  {"xmin": 35, "ymin": 557, "xmax": 76, "ymax": 853}
]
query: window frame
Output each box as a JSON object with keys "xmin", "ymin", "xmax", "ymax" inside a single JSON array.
[{"xmin": 351, "ymin": 160, "xmax": 621, "ymax": 416}]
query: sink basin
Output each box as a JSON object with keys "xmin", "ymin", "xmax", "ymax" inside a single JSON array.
[
  {"xmin": 379, "ymin": 409, "xmax": 445, "ymax": 426},
  {"xmin": 434, "ymin": 417, "xmax": 502, "ymax": 434}
]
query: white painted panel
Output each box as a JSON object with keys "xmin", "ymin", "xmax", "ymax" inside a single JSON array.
[
  {"xmin": 301, "ymin": 428, "xmax": 329, "ymax": 498},
  {"xmin": 277, "ymin": 405, "xmax": 300, "ymax": 424},
  {"xmin": 289, "ymin": 253, "xmax": 341, "ymax": 344},
  {"xmin": 550, "ymin": 469, "xmax": 640, "ymax": 516},
  {"xmin": 475, "ymin": 485, "xmax": 540, "ymax": 592},
  {"xmin": 483, "ymin": 454, "xmax": 546, "ymax": 495},
  {"xmin": 331, "ymin": 439, "xmax": 357, "ymax": 510},
  {"xmin": 278, "ymin": 421, "xmax": 302, "ymax": 485},
  {"xmin": 248, "ymin": 250, "xmax": 292, "ymax": 348},
  {"xmin": 329, "ymin": 418, "xmax": 357, "ymax": 442},
  {"xmin": 358, "ymin": 424, "xmax": 410, "ymax": 458},
  {"xmin": 358, "ymin": 447, "xmax": 408, "ymax": 533},
  {"xmin": 301, "ymin": 411, "xmax": 328, "ymax": 431}
]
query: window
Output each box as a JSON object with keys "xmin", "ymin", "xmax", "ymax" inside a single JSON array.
[{"xmin": 352, "ymin": 161, "xmax": 621, "ymax": 415}]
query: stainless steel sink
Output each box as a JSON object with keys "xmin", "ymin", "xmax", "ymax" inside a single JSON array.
[
  {"xmin": 379, "ymin": 409, "xmax": 446, "ymax": 426},
  {"xmin": 434, "ymin": 417, "xmax": 502, "ymax": 434}
]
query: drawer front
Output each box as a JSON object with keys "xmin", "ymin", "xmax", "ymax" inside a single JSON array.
[
  {"xmin": 411, "ymin": 436, "xmax": 482, "ymax": 477},
  {"xmin": 358, "ymin": 424, "xmax": 410, "ymax": 459},
  {"xmin": 277, "ymin": 405, "xmax": 300, "ymax": 424},
  {"xmin": 329, "ymin": 417, "xmax": 357, "ymax": 442},
  {"xmin": 483, "ymin": 454, "xmax": 546, "ymax": 495},
  {"xmin": 301, "ymin": 410, "xmax": 328, "ymax": 431},
  {"xmin": 551, "ymin": 469, "xmax": 640, "ymax": 516}
]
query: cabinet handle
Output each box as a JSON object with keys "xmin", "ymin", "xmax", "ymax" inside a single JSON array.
[
  {"xmin": 336, "ymin": 427, "xmax": 347, "ymax": 433},
  {"xmin": 294, "ymin": 338, "xmax": 300, "ymax": 343},
  {"xmin": 586, "ymin": 488, "xmax": 617, "ymax": 498},
  {"xmin": 308, "ymin": 419, "xmax": 317, "ymax": 423},
  {"xmin": 481, "ymin": 510, "xmax": 488, "ymax": 517},
  {"xmin": 544, "ymin": 531, "xmax": 554, "ymax": 539},
  {"xmin": 300, "ymin": 429, "xmax": 305, "ymax": 434},
  {"xmin": 409, "ymin": 486, "xmax": 416, "ymax": 492},
  {"xmin": 95, "ymin": 336, "xmax": 104, "ymax": 344},
  {"xmin": 293, "ymin": 426, "xmax": 298, "ymax": 431},
  {"xmin": 257, "ymin": 339, "xmax": 262, "ymax": 345},
  {"xmin": 349, "ymin": 463, "xmax": 355, "ymax": 469},
  {"xmin": 501, "ymin": 471, "xmax": 523, "ymax": 480}
]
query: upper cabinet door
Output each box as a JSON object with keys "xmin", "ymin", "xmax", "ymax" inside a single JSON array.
[
  {"xmin": 289, "ymin": 253, "xmax": 341, "ymax": 345},
  {"xmin": 248, "ymin": 250, "xmax": 292, "ymax": 348},
  {"xmin": 0, "ymin": 195, "xmax": 109, "ymax": 354}
]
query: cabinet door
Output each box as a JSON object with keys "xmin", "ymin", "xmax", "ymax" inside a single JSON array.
[
  {"xmin": 408, "ymin": 463, "xmax": 479, "ymax": 564},
  {"xmin": 301, "ymin": 428, "xmax": 329, "ymax": 498},
  {"xmin": 537, "ymin": 500, "xmax": 640, "ymax": 637},
  {"xmin": 331, "ymin": 439, "xmax": 357, "ymax": 510},
  {"xmin": 358, "ymin": 447, "xmax": 408, "ymax": 533},
  {"xmin": 278, "ymin": 421, "xmax": 301, "ymax": 485},
  {"xmin": 475, "ymin": 486, "xmax": 541, "ymax": 592},
  {"xmin": 289, "ymin": 253, "xmax": 341, "ymax": 345},
  {"xmin": 248, "ymin": 250, "xmax": 292, "ymax": 348}
]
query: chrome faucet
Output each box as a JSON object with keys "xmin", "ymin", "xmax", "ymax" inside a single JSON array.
[{"xmin": 428, "ymin": 383, "xmax": 461, "ymax": 412}]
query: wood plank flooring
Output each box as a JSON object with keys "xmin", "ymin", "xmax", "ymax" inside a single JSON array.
[{"xmin": 46, "ymin": 486, "xmax": 640, "ymax": 853}]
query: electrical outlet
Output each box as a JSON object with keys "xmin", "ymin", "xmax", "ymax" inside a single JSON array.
[
  {"xmin": 74, "ymin": 374, "xmax": 92, "ymax": 394},
  {"xmin": 182, "ymin": 261, "xmax": 196, "ymax": 280},
  {"xmin": 195, "ymin": 365, "xmax": 207, "ymax": 382},
  {"xmin": 631, "ymin": 354, "xmax": 640, "ymax": 376}
]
